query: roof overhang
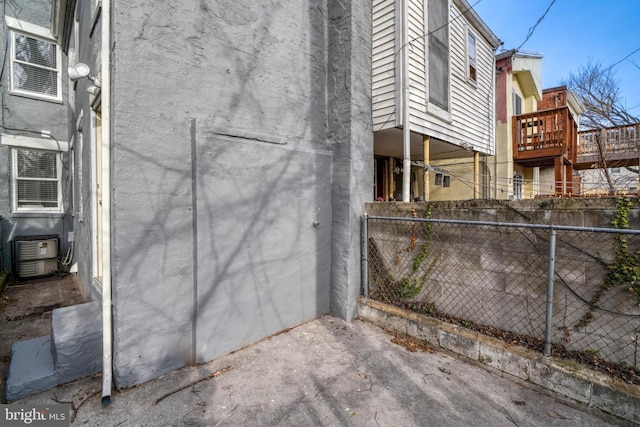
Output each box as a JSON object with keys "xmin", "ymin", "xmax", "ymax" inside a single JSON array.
[
  {"xmin": 567, "ymin": 90, "xmax": 586, "ymax": 116},
  {"xmin": 511, "ymin": 52, "xmax": 543, "ymax": 101},
  {"xmin": 453, "ymin": 0, "xmax": 502, "ymax": 49}
]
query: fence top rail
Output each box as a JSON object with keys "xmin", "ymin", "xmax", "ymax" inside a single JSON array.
[{"xmin": 365, "ymin": 215, "xmax": 640, "ymax": 235}]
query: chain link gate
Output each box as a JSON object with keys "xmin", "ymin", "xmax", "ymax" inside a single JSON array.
[{"xmin": 362, "ymin": 215, "xmax": 640, "ymax": 384}]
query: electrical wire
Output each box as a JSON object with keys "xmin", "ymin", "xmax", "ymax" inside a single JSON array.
[
  {"xmin": 515, "ymin": 0, "xmax": 557, "ymax": 52},
  {"xmin": 406, "ymin": 161, "xmax": 638, "ymax": 197},
  {"xmin": 606, "ymin": 46, "xmax": 640, "ymax": 74}
]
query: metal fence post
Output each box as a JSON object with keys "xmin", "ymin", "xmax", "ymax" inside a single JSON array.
[
  {"xmin": 362, "ymin": 214, "xmax": 369, "ymax": 298},
  {"xmin": 544, "ymin": 227, "xmax": 557, "ymax": 356}
]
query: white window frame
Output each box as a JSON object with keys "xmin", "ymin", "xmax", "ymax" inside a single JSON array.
[
  {"xmin": 512, "ymin": 90, "xmax": 523, "ymax": 116},
  {"xmin": 466, "ymin": 28, "xmax": 477, "ymax": 83},
  {"xmin": 6, "ymin": 16, "xmax": 62, "ymax": 102},
  {"xmin": 513, "ymin": 173, "xmax": 523, "ymax": 200},
  {"xmin": 11, "ymin": 148, "xmax": 63, "ymax": 213},
  {"xmin": 426, "ymin": 0, "xmax": 452, "ymax": 119},
  {"xmin": 2, "ymin": 134, "xmax": 68, "ymax": 214}
]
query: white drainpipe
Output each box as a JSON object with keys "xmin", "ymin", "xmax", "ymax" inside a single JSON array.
[
  {"xmin": 101, "ymin": 0, "xmax": 113, "ymax": 405},
  {"xmin": 401, "ymin": 0, "xmax": 411, "ymax": 202}
]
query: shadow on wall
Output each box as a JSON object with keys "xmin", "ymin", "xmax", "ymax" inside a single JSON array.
[{"xmin": 106, "ymin": 1, "xmax": 342, "ymax": 388}]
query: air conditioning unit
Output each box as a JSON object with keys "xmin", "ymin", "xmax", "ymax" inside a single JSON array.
[
  {"xmin": 18, "ymin": 258, "xmax": 58, "ymax": 278},
  {"xmin": 16, "ymin": 238, "xmax": 58, "ymax": 278}
]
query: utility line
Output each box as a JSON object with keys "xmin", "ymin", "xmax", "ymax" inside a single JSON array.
[
  {"xmin": 515, "ymin": 0, "xmax": 557, "ymax": 51},
  {"xmin": 606, "ymin": 46, "xmax": 640, "ymax": 73}
]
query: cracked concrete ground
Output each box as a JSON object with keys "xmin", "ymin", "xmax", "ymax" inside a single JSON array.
[{"xmin": 9, "ymin": 307, "xmax": 629, "ymax": 426}]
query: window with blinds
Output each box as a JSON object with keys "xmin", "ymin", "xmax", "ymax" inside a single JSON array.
[
  {"xmin": 12, "ymin": 148, "xmax": 61, "ymax": 211},
  {"xmin": 11, "ymin": 31, "xmax": 60, "ymax": 101}
]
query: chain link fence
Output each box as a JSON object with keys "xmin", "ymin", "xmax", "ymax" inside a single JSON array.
[{"xmin": 363, "ymin": 215, "xmax": 640, "ymax": 381}]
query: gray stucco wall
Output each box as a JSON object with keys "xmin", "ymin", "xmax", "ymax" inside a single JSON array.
[
  {"xmin": 66, "ymin": 0, "xmax": 103, "ymax": 300},
  {"xmin": 0, "ymin": 0, "xmax": 71, "ymax": 273},
  {"xmin": 109, "ymin": 0, "xmax": 372, "ymax": 387},
  {"xmin": 328, "ymin": 0, "xmax": 373, "ymax": 321}
]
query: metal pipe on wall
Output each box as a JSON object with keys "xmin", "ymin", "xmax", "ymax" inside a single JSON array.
[
  {"xmin": 101, "ymin": 0, "xmax": 113, "ymax": 405},
  {"xmin": 362, "ymin": 214, "xmax": 369, "ymax": 298},
  {"xmin": 544, "ymin": 227, "xmax": 557, "ymax": 356},
  {"xmin": 401, "ymin": 0, "xmax": 411, "ymax": 202}
]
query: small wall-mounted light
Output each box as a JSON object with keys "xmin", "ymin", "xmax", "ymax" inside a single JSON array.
[
  {"xmin": 68, "ymin": 63, "xmax": 90, "ymax": 80},
  {"xmin": 68, "ymin": 63, "xmax": 101, "ymax": 87}
]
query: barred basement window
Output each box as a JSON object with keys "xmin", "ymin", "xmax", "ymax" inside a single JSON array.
[
  {"xmin": 9, "ymin": 22, "xmax": 61, "ymax": 101},
  {"xmin": 12, "ymin": 148, "xmax": 62, "ymax": 212}
]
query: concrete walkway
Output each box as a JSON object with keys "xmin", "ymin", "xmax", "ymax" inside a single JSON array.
[
  {"xmin": 15, "ymin": 316, "xmax": 625, "ymax": 426},
  {"xmin": 0, "ymin": 277, "xmax": 84, "ymax": 403}
]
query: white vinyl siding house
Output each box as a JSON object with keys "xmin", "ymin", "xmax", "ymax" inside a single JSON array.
[
  {"xmin": 372, "ymin": 0, "xmax": 500, "ymax": 155},
  {"xmin": 372, "ymin": 0, "xmax": 398, "ymax": 130}
]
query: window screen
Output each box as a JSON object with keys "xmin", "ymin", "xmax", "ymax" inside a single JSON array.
[
  {"xmin": 428, "ymin": 0, "xmax": 449, "ymax": 110},
  {"xmin": 513, "ymin": 173, "xmax": 523, "ymax": 199},
  {"xmin": 12, "ymin": 32, "xmax": 59, "ymax": 98}
]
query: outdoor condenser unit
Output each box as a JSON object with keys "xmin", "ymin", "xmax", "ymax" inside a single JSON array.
[{"xmin": 16, "ymin": 238, "xmax": 58, "ymax": 278}]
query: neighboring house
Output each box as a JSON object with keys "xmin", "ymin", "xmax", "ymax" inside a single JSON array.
[
  {"xmin": 0, "ymin": 1, "xmax": 72, "ymax": 277},
  {"xmin": 372, "ymin": 0, "xmax": 501, "ymax": 202},
  {"xmin": 494, "ymin": 49, "xmax": 584, "ymax": 199},
  {"xmin": 5, "ymin": 0, "xmax": 372, "ymax": 400},
  {"xmin": 576, "ymin": 123, "xmax": 640, "ymax": 195}
]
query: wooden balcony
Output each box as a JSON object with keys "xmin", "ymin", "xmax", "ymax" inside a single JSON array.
[
  {"xmin": 512, "ymin": 107, "xmax": 577, "ymax": 167},
  {"xmin": 575, "ymin": 123, "xmax": 640, "ymax": 170},
  {"xmin": 512, "ymin": 107, "xmax": 578, "ymax": 196}
]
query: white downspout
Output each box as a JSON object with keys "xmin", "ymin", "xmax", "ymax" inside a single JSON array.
[
  {"xmin": 401, "ymin": 0, "xmax": 411, "ymax": 202},
  {"xmin": 101, "ymin": 0, "xmax": 113, "ymax": 405}
]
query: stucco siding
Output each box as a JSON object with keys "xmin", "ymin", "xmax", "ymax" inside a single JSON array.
[
  {"xmin": 0, "ymin": 0, "xmax": 72, "ymax": 274},
  {"xmin": 105, "ymin": 0, "xmax": 371, "ymax": 388}
]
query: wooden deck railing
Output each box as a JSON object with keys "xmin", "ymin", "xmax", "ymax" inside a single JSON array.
[
  {"xmin": 577, "ymin": 123, "xmax": 640, "ymax": 162},
  {"xmin": 513, "ymin": 107, "xmax": 576, "ymax": 164}
]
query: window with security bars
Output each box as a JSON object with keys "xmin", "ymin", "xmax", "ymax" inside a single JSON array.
[
  {"xmin": 10, "ymin": 30, "xmax": 60, "ymax": 100},
  {"xmin": 12, "ymin": 148, "xmax": 62, "ymax": 211}
]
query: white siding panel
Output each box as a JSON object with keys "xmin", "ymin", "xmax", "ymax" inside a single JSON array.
[
  {"xmin": 408, "ymin": 1, "xmax": 496, "ymax": 155},
  {"xmin": 373, "ymin": 0, "xmax": 398, "ymax": 129},
  {"xmin": 373, "ymin": 0, "xmax": 395, "ymax": 21},
  {"xmin": 373, "ymin": 75, "xmax": 396, "ymax": 89},
  {"xmin": 373, "ymin": 43, "xmax": 396, "ymax": 59},
  {"xmin": 407, "ymin": 0, "xmax": 427, "ymax": 117},
  {"xmin": 373, "ymin": 24, "xmax": 395, "ymax": 45},
  {"xmin": 373, "ymin": 105, "xmax": 397, "ymax": 130}
]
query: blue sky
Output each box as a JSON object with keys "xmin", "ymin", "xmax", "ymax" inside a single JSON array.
[{"xmin": 473, "ymin": 0, "xmax": 640, "ymax": 115}]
